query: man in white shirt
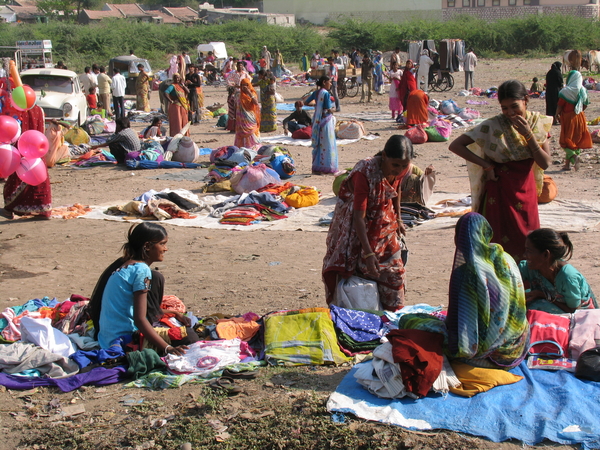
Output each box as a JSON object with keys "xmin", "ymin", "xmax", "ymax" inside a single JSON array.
[
  {"xmin": 182, "ymin": 52, "xmax": 191, "ymax": 65},
  {"xmin": 461, "ymin": 48, "xmax": 478, "ymax": 90},
  {"xmin": 111, "ymin": 68, "xmax": 127, "ymax": 119},
  {"xmin": 78, "ymin": 67, "xmax": 96, "ymax": 94}
]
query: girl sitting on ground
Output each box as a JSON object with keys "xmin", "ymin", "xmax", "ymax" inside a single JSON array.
[
  {"xmin": 89, "ymin": 223, "xmax": 198, "ymax": 355},
  {"xmin": 520, "ymin": 228, "xmax": 597, "ymax": 314},
  {"xmin": 142, "ymin": 117, "xmax": 163, "ymax": 139}
]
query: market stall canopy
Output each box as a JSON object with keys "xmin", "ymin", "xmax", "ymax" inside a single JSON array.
[{"xmin": 197, "ymin": 42, "xmax": 227, "ymax": 60}]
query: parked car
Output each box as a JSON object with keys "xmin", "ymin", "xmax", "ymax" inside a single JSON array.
[
  {"xmin": 20, "ymin": 68, "xmax": 87, "ymax": 126},
  {"xmin": 108, "ymin": 56, "xmax": 153, "ymax": 95}
]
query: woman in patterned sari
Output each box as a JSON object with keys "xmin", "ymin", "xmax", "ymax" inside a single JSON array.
[
  {"xmin": 322, "ymin": 135, "xmax": 412, "ymax": 311},
  {"xmin": 164, "ymin": 74, "xmax": 190, "ymax": 137},
  {"xmin": 303, "ymin": 76, "xmax": 338, "ymax": 174},
  {"xmin": 234, "ymin": 78, "xmax": 260, "ymax": 148},
  {"xmin": 256, "ymin": 70, "xmax": 277, "ymax": 133},
  {"xmin": 449, "ymin": 80, "xmax": 552, "ymax": 260},
  {"xmin": 446, "ymin": 212, "xmax": 529, "ymax": 369},
  {"xmin": 135, "ymin": 64, "xmax": 150, "ymax": 112}
]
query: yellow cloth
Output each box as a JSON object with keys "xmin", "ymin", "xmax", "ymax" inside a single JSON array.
[
  {"xmin": 216, "ymin": 318, "xmax": 261, "ymax": 341},
  {"xmin": 449, "ymin": 361, "xmax": 524, "ymax": 397},
  {"xmin": 285, "ymin": 188, "xmax": 319, "ymax": 208}
]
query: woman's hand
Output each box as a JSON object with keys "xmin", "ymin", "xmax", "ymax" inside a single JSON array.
[
  {"xmin": 484, "ymin": 163, "xmax": 498, "ymax": 181},
  {"xmin": 397, "ymin": 220, "xmax": 407, "ymax": 236},
  {"xmin": 364, "ymin": 254, "xmax": 380, "ymax": 277},
  {"xmin": 510, "ymin": 114, "xmax": 533, "ymax": 138},
  {"xmin": 424, "ymin": 165, "xmax": 435, "ymax": 175},
  {"xmin": 525, "ymin": 289, "xmax": 545, "ymax": 303},
  {"xmin": 175, "ymin": 312, "xmax": 191, "ymax": 327},
  {"xmin": 165, "ymin": 344, "xmax": 189, "ymax": 356}
]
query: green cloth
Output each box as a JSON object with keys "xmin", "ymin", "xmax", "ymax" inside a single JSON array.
[
  {"xmin": 264, "ymin": 308, "xmax": 350, "ymax": 366},
  {"xmin": 564, "ymin": 147, "xmax": 581, "ymax": 165},
  {"xmin": 126, "ymin": 349, "xmax": 167, "ymax": 379}
]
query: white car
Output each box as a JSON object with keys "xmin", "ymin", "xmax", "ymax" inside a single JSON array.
[{"xmin": 20, "ymin": 68, "xmax": 87, "ymax": 126}]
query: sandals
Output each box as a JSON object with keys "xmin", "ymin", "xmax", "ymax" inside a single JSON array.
[
  {"xmin": 208, "ymin": 377, "xmax": 242, "ymax": 396},
  {"xmin": 222, "ymin": 369, "xmax": 258, "ymax": 380}
]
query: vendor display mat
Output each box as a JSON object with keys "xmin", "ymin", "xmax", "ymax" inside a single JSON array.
[{"xmin": 327, "ymin": 362, "xmax": 600, "ymax": 448}]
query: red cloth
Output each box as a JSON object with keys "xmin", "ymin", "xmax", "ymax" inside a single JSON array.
[
  {"xmin": 352, "ymin": 171, "xmax": 369, "ymax": 211},
  {"xmin": 558, "ymin": 98, "xmax": 592, "ymax": 150},
  {"xmin": 397, "ymin": 70, "xmax": 417, "ymax": 110},
  {"xmin": 406, "ymin": 90, "xmax": 429, "ymax": 126},
  {"xmin": 480, "ymin": 158, "xmax": 539, "ymax": 260},
  {"xmin": 86, "ymin": 94, "xmax": 97, "ymax": 109},
  {"xmin": 387, "ymin": 329, "xmax": 444, "ymax": 397},
  {"xmin": 526, "ymin": 309, "xmax": 570, "ymax": 356}
]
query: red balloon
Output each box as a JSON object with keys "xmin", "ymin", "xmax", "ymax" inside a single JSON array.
[
  {"xmin": 0, "ymin": 115, "xmax": 21, "ymax": 144},
  {"xmin": 18, "ymin": 129, "xmax": 49, "ymax": 160},
  {"xmin": 0, "ymin": 144, "xmax": 21, "ymax": 178},
  {"xmin": 16, "ymin": 157, "xmax": 47, "ymax": 186}
]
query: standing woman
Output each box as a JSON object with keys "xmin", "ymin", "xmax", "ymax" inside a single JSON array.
[
  {"xmin": 272, "ymin": 49, "xmax": 284, "ymax": 78},
  {"xmin": 256, "ymin": 70, "xmax": 277, "ymax": 133},
  {"xmin": 135, "ymin": 64, "xmax": 150, "ymax": 112},
  {"xmin": 397, "ymin": 60, "xmax": 416, "ymax": 114},
  {"xmin": 322, "ymin": 135, "xmax": 412, "ymax": 311},
  {"xmin": 449, "ymin": 80, "xmax": 552, "ymax": 260},
  {"xmin": 386, "ymin": 60, "xmax": 403, "ymax": 119},
  {"xmin": 545, "ymin": 62, "xmax": 563, "ymax": 125},
  {"xmin": 234, "ymin": 78, "xmax": 261, "ymax": 148},
  {"xmin": 303, "ymin": 75, "xmax": 338, "ymax": 175},
  {"xmin": 164, "ymin": 74, "xmax": 190, "ymax": 137},
  {"xmin": 185, "ymin": 65, "xmax": 201, "ymax": 125},
  {"xmin": 556, "ymin": 70, "xmax": 592, "ymax": 171}
]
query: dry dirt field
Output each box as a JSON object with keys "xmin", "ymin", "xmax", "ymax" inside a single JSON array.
[{"xmin": 0, "ymin": 57, "xmax": 598, "ymax": 449}]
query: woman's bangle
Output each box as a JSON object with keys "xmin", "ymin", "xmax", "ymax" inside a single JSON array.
[
  {"xmin": 483, "ymin": 165, "xmax": 494, "ymax": 172},
  {"xmin": 364, "ymin": 252, "xmax": 375, "ymax": 259},
  {"xmin": 525, "ymin": 133, "xmax": 535, "ymax": 141},
  {"xmin": 163, "ymin": 345, "xmax": 172, "ymax": 356}
]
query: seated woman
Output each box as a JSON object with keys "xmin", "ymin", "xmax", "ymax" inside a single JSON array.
[
  {"xmin": 446, "ymin": 212, "xmax": 529, "ymax": 369},
  {"xmin": 520, "ymin": 228, "xmax": 597, "ymax": 314},
  {"xmin": 406, "ymin": 89, "xmax": 429, "ymax": 127},
  {"xmin": 142, "ymin": 117, "xmax": 164, "ymax": 139},
  {"xmin": 89, "ymin": 223, "xmax": 198, "ymax": 355},
  {"xmin": 322, "ymin": 135, "xmax": 412, "ymax": 312},
  {"xmin": 400, "ymin": 163, "xmax": 436, "ymax": 206}
]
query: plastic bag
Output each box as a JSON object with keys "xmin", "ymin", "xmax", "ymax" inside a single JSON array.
[
  {"xmin": 459, "ymin": 108, "xmax": 481, "ymax": 121},
  {"xmin": 85, "ymin": 118, "xmax": 105, "ymax": 136},
  {"xmin": 440, "ymin": 99, "xmax": 460, "ymax": 115},
  {"xmin": 64, "ymin": 128, "xmax": 90, "ymax": 145},
  {"xmin": 575, "ymin": 347, "xmax": 600, "ymax": 381},
  {"xmin": 425, "ymin": 119, "xmax": 452, "ymax": 142},
  {"xmin": 405, "ymin": 125, "xmax": 428, "ymax": 144},
  {"xmin": 232, "ymin": 164, "xmax": 281, "ymax": 194},
  {"xmin": 538, "ymin": 175, "xmax": 558, "ymax": 204},
  {"xmin": 332, "ymin": 276, "xmax": 381, "ymax": 311},
  {"xmin": 336, "ymin": 120, "xmax": 365, "ymax": 139}
]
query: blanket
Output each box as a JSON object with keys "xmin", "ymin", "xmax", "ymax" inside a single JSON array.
[{"xmin": 327, "ymin": 362, "xmax": 600, "ymax": 448}]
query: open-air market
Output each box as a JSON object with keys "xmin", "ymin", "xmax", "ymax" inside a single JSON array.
[{"xmin": 2, "ymin": 3, "xmax": 600, "ymax": 449}]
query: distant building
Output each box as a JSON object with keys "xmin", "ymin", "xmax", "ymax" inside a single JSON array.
[
  {"xmin": 442, "ymin": 0, "xmax": 600, "ymax": 21},
  {"xmin": 261, "ymin": 0, "xmax": 440, "ymax": 24},
  {"xmin": 1, "ymin": 3, "xmax": 48, "ymax": 23},
  {"xmin": 199, "ymin": 2, "xmax": 295, "ymax": 26},
  {"xmin": 79, "ymin": 3, "xmax": 198, "ymax": 25}
]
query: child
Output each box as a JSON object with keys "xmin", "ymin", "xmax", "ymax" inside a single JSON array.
[
  {"xmin": 530, "ymin": 77, "xmax": 544, "ymax": 93},
  {"xmin": 87, "ymin": 86, "xmax": 97, "ymax": 112},
  {"xmin": 520, "ymin": 228, "xmax": 597, "ymax": 314}
]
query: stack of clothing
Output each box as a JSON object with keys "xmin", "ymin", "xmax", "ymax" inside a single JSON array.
[{"xmin": 329, "ymin": 305, "xmax": 385, "ymax": 356}]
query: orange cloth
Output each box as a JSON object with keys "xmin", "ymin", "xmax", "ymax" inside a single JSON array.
[
  {"xmin": 558, "ymin": 98, "xmax": 592, "ymax": 150},
  {"xmin": 449, "ymin": 361, "xmax": 524, "ymax": 397},
  {"xmin": 215, "ymin": 317, "xmax": 260, "ymax": 341},
  {"xmin": 160, "ymin": 295, "xmax": 186, "ymax": 313},
  {"xmin": 406, "ymin": 89, "xmax": 429, "ymax": 126}
]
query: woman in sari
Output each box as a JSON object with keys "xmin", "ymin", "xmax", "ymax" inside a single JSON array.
[
  {"xmin": 135, "ymin": 64, "xmax": 150, "ymax": 112},
  {"xmin": 373, "ymin": 51, "xmax": 385, "ymax": 94},
  {"xmin": 3, "ymin": 105, "xmax": 52, "ymax": 219},
  {"xmin": 272, "ymin": 50, "xmax": 284, "ymax": 78},
  {"xmin": 164, "ymin": 74, "xmax": 190, "ymax": 137},
  {"xmin": 449, "ymin": 80, "xmax": 552, "ymax": 260},
  {"xmin": 303, "ymin": 76, "xmax": 338, "ymax": 174},
  {"xmin": 446, "ymin": 212, "xmax": 529, "ymax": 369},
  {"xmin": 556, "ymin": 70, "xmax": 592, "ymax": 171},
  {"xmin": 385, "ymin": 60, "xmax": 403, "ymax": 119},
  {"xmin": 234, "ymin": 78, "xmax": 260, "ymax": 148},
  {"xmin": 400, "ymin": 163, "xmax": 436, "ymax": 206},
  {"xmin": 397, "ymin": 60, "xmax": 416, "ymax": 113},
  {"xmin": 406, "ymin": 89, "xmax": 429, "ymax": 126},
  {"xmin": 322, "ymin": 135, "xmax": 412, "ymax": 311},
  {"xmin": 256, "ymin": 70, "xmax": 277, "ymax": 133},
  {"xmin": 545, "ymin": 62, "xmax": 563, "ymax": 124}
]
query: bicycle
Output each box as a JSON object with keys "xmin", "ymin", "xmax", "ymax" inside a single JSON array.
[
  {"xmin": 343, "ymin": 76, "xmax": 360, "ymax": 98},
  {"xmin": 429, "ymin": 71, "xmax": 454, "ymax": 92}
]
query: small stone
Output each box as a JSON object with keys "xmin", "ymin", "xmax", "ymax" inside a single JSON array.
[{"xmin": 180, "ymin": 443, "xmax": 192, "ymax": 450}]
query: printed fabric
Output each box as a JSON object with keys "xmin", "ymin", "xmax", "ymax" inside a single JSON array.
[
  {"xmin": 165, "ymin": 338, "xmax": 245, "ymax": 375},
  {"xmin": 322, "ymin": 157, "xmax": 406, "ymax": 311},
  {"xmin": 445, "ymin": 213, "xmax": 530, "ymax": 369},
  {"xmin": 305, "ymin": 88, "xmax": 338, "ymax": 173},
  {"xmin": 329, "ymin": 304, "xmax": 385, "ymax": 342},
  {"xmin": 234, "ymin": 79, "xmax": 261, "ymax": 148},
  {"xmin": 258, "ymin": 79, "xmax": 277, "ymax": 132}
]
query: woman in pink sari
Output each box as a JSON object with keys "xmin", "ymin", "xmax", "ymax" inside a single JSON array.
[
  {"xmin": 234, "ymin": 79, "xmax": 261, "ymax": 148},
  {"xmin": 386, "ymin": 60, "xmax": 403, "ymax": 119}
]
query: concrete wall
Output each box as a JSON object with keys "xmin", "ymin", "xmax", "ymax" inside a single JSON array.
[
  {"xmin": 262, "ymin": 0, "xmax": 441, "ymax": 24},
  {"xmin": 443, "ymin": 2, "xmax": 599, "ymax": 20}
]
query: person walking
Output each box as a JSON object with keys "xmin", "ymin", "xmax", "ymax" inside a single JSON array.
[
  {"xmin": 359, "ymin": 54, "xmax": 374, "ymax": 103},
  {"xmin": 111, "ymin": 68, "xmax": 126, "ymax": 119},
  {"xmin": 328, "ymin": 57, "xmax": 341, "ymax": 112}
]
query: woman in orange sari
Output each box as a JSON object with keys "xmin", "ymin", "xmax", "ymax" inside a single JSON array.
[
  {"xmin": 234, "ymin": 78, "xmax": 260, "ymax": 148},
  {"xmin": 164, "ymin": 74, "xmax": 190, "ymax": 137},
  {"xmin": 406, "ymin": 89, "xmax": 429, "ymax": 126}
]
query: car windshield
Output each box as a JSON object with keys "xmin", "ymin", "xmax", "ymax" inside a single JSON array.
[{"xmin": 21, "ymin": 75, "xmax": 74, "ymax": 94}]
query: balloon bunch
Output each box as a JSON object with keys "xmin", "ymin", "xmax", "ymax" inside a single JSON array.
[{"xmin": 0, "ymin": 60, "xmax": 47, "ymax": 186}]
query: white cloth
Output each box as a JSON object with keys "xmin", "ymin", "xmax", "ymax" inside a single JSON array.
[
  {"xmin": 79, "ymin": 73, "xmax": 96, "ymax": 94},
  {"xmin": 20, "ymin": 316, "xmax": 75, "ymax": 358},
  {"xmin": 462, "ymin": 52, "xmax": 477, "ymax": 72},
  {"xmin": 417, "ymin": 55, "xmax": 434, "ymax": 91},
  {"xmin": 111, "ymin": 73, "xmax": 127, "ymax": 97},
  {"xmin": 165, "ymin": 338, "xmax": 242, "ymax": 375}
]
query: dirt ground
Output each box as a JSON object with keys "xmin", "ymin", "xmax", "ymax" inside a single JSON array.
[{"xmin": 0, "ymin": 57, "xmax": 599, "ymax": 449}]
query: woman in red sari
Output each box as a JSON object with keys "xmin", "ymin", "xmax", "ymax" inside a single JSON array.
[
  {"xmin": 406, "ymin": 89, "xmax": 429, "ymax": 126},
  {"xmin": 164, "ymin": 74, "xmax": 190, "ymax": 137},
  {"xmin": 3, "ymin": 105, "xmax": 52, "ymax": 219},
  {"xmin": 397, "ymin": 60, "xmax": 416, "ymax": 113},
  {"xmin": 449, "ymin": 80, "xmax": 552, "ymax": 260},
  {"xmin": 322, "ymin": 135, "xmax": 413, "ymax": 311}
]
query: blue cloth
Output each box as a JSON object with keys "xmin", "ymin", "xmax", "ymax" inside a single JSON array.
[
  {"xmin": 71, "ymin": 345, "xmax": 126, "ymax": 369},
  {"xmin": 126, "ymin": 160, "xmax": 200, "ymax": 169},
  {"xmin": 276, "ymin": 103, "xmax": 314, "ymax": 112},
  {"xmin": 0, "ymin": 297, "xmax": 58, "ymax": 334},
  {"xmin": 98, "ymin": 263, "xmax": 151, "ymax": 349},
  {"xmin": 329, "ymin": 362, "xmax": 600, "ymax": 449},
  {"xmin": 329, "ymin": 305, "xmax": 384, "ymax": 342},
  {"xmin": 239, "ymin": 191, "xmax": 290, "ymax": 214}
]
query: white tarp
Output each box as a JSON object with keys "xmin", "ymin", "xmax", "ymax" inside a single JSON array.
[{"xmin": 197, "ymin": 42, "xmax": 228, "ymax": 60}]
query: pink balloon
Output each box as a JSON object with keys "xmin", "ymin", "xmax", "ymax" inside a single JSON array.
[
  {"xmin": 16, "ymin": 157, "xmax": 48, "ymax": 186},
  {"xmin": 0, "ymin": 144, "xmax": 21, "ymax": 178},
  {"xmin": 17, "ymin": 129, "xmax": 49, "ymax": 160},
  {"xmin": 0, "ymin": 115, "xmax": 21, "ymax": 144}
]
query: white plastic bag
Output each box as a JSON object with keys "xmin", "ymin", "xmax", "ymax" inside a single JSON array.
[
  {"xmin": 20, "ymin": 317, "xmax": 75, "ymax": 358},
  {"xmin": 332, "ymin": 276, "xmax": 381, "ymax": 311}
]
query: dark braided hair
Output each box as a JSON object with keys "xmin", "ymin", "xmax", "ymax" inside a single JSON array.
[{"xmin": 527, "ymin": 228, "xmax": 574, "ymax": 262}]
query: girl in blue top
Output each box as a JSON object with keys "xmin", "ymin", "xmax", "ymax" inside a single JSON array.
[
  {"xmin": 520, "ymin": 228, "xmax": 597, "ymax": 314},
  {"xmin": 90, "ymin": 223, "xmax": 189, "ymax": 356}
]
